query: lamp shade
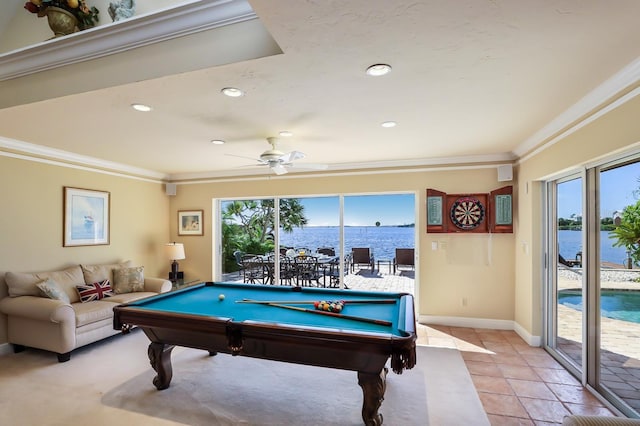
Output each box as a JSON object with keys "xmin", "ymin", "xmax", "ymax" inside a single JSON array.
[{"xmin": 165, "ymin": 242, "xmax": 185, "ymax": 261}]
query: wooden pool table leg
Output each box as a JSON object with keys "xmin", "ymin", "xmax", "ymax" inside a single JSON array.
[
  {"xmin": 357, "ymin": 367, "xmax": 387, "ymax": 426},
  {"xmin": 148, "ymin": 342, "xmax": 175, "ymax": 390}
]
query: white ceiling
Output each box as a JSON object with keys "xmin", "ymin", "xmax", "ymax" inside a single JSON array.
[{"xmin": 1, "ymin": 0, "xmax": 640, "ymax": 181}]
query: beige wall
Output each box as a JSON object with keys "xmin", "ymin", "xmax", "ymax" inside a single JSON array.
[
  {"xmin": 0, "ymin": 155, "xmax": 170, "ymax": 344},
  {"xmin": 516, "ymin": 91, "xmax": 640, "ymax": 337},
  {"xmin": 5, "ymin": 86, "xmax": 637, "ymax": 348},
  {"xmin": 169, "ymin": 168, "xmax": 516, "ymax": 321}
]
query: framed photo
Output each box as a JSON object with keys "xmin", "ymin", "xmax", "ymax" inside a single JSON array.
[
  {"xmin": 63, "ymin": 187, "xmax": 110, "ymax": 247},
  {"xmin": 178, "ymin": 210, "xmax": 204, "ymax": 236}
]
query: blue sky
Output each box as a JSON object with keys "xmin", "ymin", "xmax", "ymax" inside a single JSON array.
[
  {"xmin": 297, "ymin": 194, "xmax": 415, "ymax": 227},
  {"xmin": 558, "ymin": 163, "xmax": 640, "ymax": 218}
]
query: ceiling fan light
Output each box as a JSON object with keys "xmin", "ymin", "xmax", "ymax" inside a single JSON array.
[
  {"xmin": 366, "ymin": 64, "xmax": 392, "ymax": 76},
  {"xmin": 131, "ymin": 103, "xmax": 152, "ymax": 112},
  {"xmin": 221, "ymin": 87, "xmax": 244, "ymax": 97}
]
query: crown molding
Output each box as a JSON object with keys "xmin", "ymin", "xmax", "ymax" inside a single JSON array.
[
  {"xmin": 513, "ymin": 56, "xmax": 640, "ymax": 158},
  {"xmin": 173, "ymin": 164, "xmax": 504, "ymax": 185},
  {"xmin": 0, "ymin": 136, "xmax": 168, "ymax": 180},
  {"xmin": 0, "ymin": 134, "xmax": 515, "ymax": 183},
  {"xmin": 0, "ymin": 0, "xmax": 256, "ymax": 81},
  {"xmin": 168, "ymin": 152, "xmax": 516, "ymax": 182},
  {"xmin": 518, "ymin": 86, "xmax": 640, "ymax": 165}
]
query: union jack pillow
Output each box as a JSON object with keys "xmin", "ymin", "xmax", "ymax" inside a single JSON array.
[{"xmin": 76, "ymin": 280, "xmax": 114, "ymax": 303}]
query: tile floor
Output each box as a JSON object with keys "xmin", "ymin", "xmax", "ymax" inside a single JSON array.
[{"xmin": 419, "ymin": 324, "xmax": 619, "ymax": 425}]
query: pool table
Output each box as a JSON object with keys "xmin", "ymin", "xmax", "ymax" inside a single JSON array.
[{"xmin": 113, "ymin": 282, "xmax": 416, "ymax": 426}]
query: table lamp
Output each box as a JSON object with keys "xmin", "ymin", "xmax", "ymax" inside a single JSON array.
[{"xmin": 165, "ymin": 242, "xmax": 185, "ymax": 279}]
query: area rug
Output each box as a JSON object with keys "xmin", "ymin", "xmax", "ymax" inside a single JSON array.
[{"xmin": 102, "ymin": 344, "xmax": 488, "ymax": 425}]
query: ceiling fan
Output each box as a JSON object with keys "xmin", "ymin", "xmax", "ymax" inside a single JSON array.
[{"xmin": 230, "ymin": 137, "xmax": 328, "ymax": 175}]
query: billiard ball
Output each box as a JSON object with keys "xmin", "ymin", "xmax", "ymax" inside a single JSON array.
[{"xmin": 218, "ymin": 294, "xmax": 225, "ymax": 301}]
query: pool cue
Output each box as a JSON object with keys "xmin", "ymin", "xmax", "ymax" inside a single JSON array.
[
  {"xmin": 237, "ymin": 299, "xmax": 397, "ymax": 305},
  {"xmin": 257, "ymin": 301, "xmax": 392, "ymax": 326}
]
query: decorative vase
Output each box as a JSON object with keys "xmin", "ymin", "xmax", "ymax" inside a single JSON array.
[{"xmin": 45, "ymin": 6, "xmax": 78, "ymax": 37}]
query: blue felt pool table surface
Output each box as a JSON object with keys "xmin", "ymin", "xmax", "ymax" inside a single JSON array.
[{"xmin": 126, "ymin": 282, "xmax": 412, "ymax": 336}]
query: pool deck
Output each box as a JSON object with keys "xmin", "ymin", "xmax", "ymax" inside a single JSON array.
[{"xmin": 558, "ymin": 267, "xmax": 640, "ymax": 411}]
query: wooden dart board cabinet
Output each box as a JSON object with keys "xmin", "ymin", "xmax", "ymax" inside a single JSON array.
[{"xmin": 426, "ymin": 186, "xmax": 513, "ymax": 234}]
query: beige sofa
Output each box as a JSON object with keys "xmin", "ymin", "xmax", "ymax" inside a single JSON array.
[{"xmin": 0, "ymin": 261, "xmax": 171, "ymax": 362}]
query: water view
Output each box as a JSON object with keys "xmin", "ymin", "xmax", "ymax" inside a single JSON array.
[
  {"xmin": 279, "ymin": 226, "xmax": 415, "ymax": 260},
  {"xmin": 558, "ymin": 230, "xmax": 629, "ymax": 266},
  {"xmin": 279, "ymin": 228, "xmax": 626, "ymax": 266}
]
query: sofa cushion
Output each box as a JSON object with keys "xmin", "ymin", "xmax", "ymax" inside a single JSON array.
[
  {"xmin": 36, "ymin": 266, "xmax": 85, "ymax": 304},
  {"xmin": 5, "ymin": 266, "xmax": 84, "ymax": 303},
  {"xmin": 36, "ymin": 278, "xmax": 71, "ymax": 304},
  {"xmin": 73, "ymin": 300, "xmax": 119, "ymax": 327},
  {"xmin": 5, "ymin": 271, "xmax": 42, "ymax": 297},
  {"xmin": 113, "ymin": 266, "xmax": 145, "ymax": 294},
  {"xmin": 76, "ymin": 280, "xmax": 114, "ymax": 303},
  {"xmin": 80, "ymin": 261, "xmax": 132, "ymax": 286}
]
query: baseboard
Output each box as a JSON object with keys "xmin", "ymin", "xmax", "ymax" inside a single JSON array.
[
  {"xmin": 513, "ymin": 321, "xmax": 542, "ymax": 347},
  {"xmin": 420, "ymin": 315, "xmax": 514, "ymax": 330},
  {"xmin": 0, "ymin": 342, "xmax": 13, "ymax": 356},
  {"xmin": 419, "ymin": 315, "xmax": 542, "ymax": 347}
]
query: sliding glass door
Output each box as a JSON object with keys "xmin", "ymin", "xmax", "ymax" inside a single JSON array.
[
  {"xmin": 545, "ymin": 156, "xmax": 640, "ymax": 416},
  {"xmin": 549, "ymin": 176, "xmax": 584, "ymax": 372},
  {"xmin": 597, "ymin": 163, "xmax": 640, "ymax": 414},
  {"xmin": 220, "ymin": 198, "xmax": 275, "ymax": 280}
]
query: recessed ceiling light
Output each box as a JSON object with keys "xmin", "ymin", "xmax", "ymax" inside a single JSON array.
[
  {"xmin": 381, "ymin": 121, "xmax": 397, "ymax": 128},
  {"xmin": 221, "ymin": 87, "xmax": 244, "ymax": 97},
  {"xmin": 210, "ymin": 139, "xmax": 225, "ymax": 145},
  {"xmin": 131, "ymin": 103, "xmax": 152, "ymax": 112},
  {"xmin": 279, "ymin": 131, "xmax": 293, "ymax": 137},
  {"xmin": 366, "ymin": 64, "xmax": 392, "ymax": 76}
]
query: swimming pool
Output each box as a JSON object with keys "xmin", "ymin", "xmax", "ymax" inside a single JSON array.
[{"xmin": 558, "ymin": 290, "xmax": 640, "ymax": 324}]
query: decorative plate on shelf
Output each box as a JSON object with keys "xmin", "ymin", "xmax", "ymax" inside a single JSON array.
[{"xmin": 450, "ymin": 196, "xmax": 485, "ymax": 230}]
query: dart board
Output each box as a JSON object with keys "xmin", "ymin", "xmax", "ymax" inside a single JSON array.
[{"xmin": 449, "ymin": 196, "xmax": 485, "ymax": 230}]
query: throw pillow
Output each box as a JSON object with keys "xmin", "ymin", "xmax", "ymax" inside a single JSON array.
[
  {"xmin": 81, "ymin": 261, "xmax": 132, "ymax": 285},
  {"xmin": 113, "ymin": 266, "xmax": 145, "ymax": 294},
  {"xmin": 36, "ymin": 278, "xmax": 71, "ymax": 304},
  {"xmin": 76, "ymin": 280, "xmax": 114, "ymax": 303}
]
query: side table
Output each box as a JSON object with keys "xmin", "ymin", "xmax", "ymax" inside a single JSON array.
[{"xmin": 376, "ymin": 259, "xmax": 393, "ymax": 275}]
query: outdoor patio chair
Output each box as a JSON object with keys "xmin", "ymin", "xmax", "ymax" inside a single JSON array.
[
  {"xmin": 323, "ymin": 257, "xmax": 350, "ymax": 288},
  {"xmin": 278, "ymin": 255, "xmax": 296, "ymax": 285},
  {"xmin": 241, "ymin": 255, "xmax": 268, "ymax": 284},
  {"xmin": 294, "ymin": 255, "xmax": 321, "ymax": 286},
  {"xmin": 393, "ymin": 248, "xmax": 415, "ymax": 274},
  {"xmin": 233, "ymin": 250, "xmax": 244, "ymax": 277},
  {"xmin": 350, "ymin": 248, "xmax": 374, "ymax": 274}
]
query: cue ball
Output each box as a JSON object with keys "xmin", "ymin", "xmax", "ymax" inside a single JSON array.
[{"xmin": 218, "ymin": 294, "xmax": 225, "ymax": 301}]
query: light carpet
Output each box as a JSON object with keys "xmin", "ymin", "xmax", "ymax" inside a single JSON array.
[{"xmin": 0, "ymin": 328, "xmax": 488, "ymax": 425}]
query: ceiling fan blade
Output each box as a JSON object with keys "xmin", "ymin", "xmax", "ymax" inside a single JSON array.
[
  {"xmin": 279, "ymin": 150, "xmax": 305, "ymax": 163},
  {"xmin": 225, "ymin": 153, "xmax": 262, "ymax": 162},
  {"xmin": 271, "ymin": 163, "xmax": 288, "ymax": 175}
]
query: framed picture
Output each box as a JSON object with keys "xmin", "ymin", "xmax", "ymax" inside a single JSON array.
[
  {"xmin": 63, "ymin": 187, "xmax": 110, "ymax": 247},
  {"xmin": 178, "ymin": 210, "xmax": 204, "ymax": 236}
]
